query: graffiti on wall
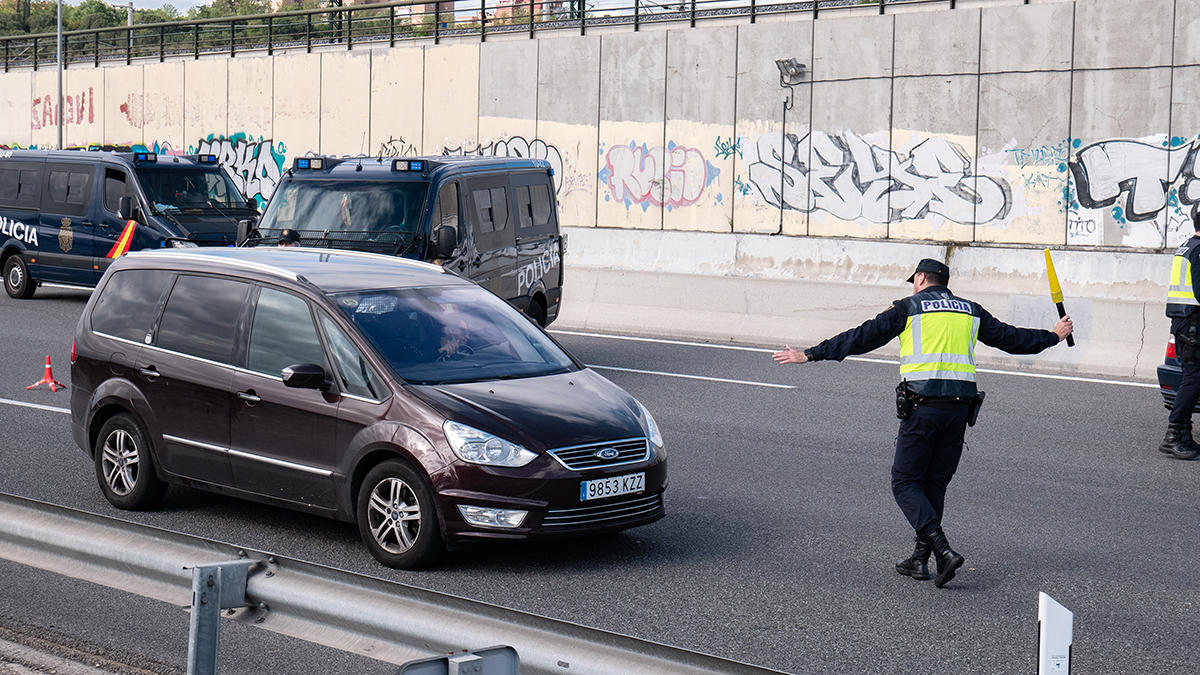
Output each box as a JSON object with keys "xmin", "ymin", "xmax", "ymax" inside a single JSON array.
[
  {"xmin": 598, "ymin": 141, "xmax": 721, "ymax": 211},
  {"xmin": 31, "ymin": 88, "xmax": 96, "ymax": 130},
  {"xmin": 378, "ymin": 136, "xmax": 418, "ymax": 158},
  {"xmin": 1005, "ymin": 141, "xmax": 1070, "ymax": 192},
  {"xmin": 744, "ymin": 130, "xmax": 1011, "ymax": 224},
  {"xmin": 442, "ymin": 136, "xmax": 566, "ymax": 193},
  {"xmin": 193, "ymin": 134, "xmax": 287, "ymax": 208}
]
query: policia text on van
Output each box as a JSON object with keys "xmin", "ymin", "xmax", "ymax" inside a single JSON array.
[
  {"xmin": 1, "ymin": 150, "xmax": 256, "ymax": 299},
  {"xmin": 243, "ymin": 155, "xmax": 563, "ymax": 327}
]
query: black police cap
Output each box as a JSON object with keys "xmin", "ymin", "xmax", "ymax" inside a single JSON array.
[
  {"xmin": 278, "ymin": 229, "xmax": 301, "ymax": 245},
  {"xmin": 906, "ymin": 258, "xmax": 950, "ymax": 283}
]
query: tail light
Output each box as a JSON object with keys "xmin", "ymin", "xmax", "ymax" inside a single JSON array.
[{"xmin": 70, "ymin": 339, "xmax": 77, "ymax": 364}]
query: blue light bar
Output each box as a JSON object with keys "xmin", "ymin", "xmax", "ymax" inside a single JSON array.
[
  {"xmin": 393, "ymin": 159, "xmax": 424, "ymax": 172},
  {"xmin": 410, "ymin": 160, "xmax": 424, "ymax": 171},
  {"xmin": 198, "ymin": 154, "xmax": 217, "ymax": 164},
  {"xmin": 134, "ymin": 152, "xmax": 157, "ymax": 162},
  {"xmin": 295, "ymin": 158, "xmax": 311, "ymax": 169}
]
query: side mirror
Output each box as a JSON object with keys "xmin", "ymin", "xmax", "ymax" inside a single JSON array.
[
  {"xmin": 281, "ymin": 363, "xmax": 329, "ymax": 391},
  {"xmin": 118, "ymin": 196, "xmax": 135, "ymax": 221},
  {"xmin": 236, "ymin": 219, "xmax": 254, "ymax": 246},
  {"xmin": 432, "ymin": 224, "xmax": 457, "ymax": 260}
]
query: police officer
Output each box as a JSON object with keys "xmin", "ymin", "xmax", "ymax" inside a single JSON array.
[
  {"xmin": 772, "ymin": 259, "xmax": 1073, "ymax": 588},
  {"xmin": 1162, "ymin": 213, "xmax": 1200, "ymax": 460}
]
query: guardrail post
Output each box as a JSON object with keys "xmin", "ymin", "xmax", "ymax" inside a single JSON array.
[
  {"xmin": 268, "ymin": 16, "xmax": 274, "ymax": 55},
  {"xmin": 193, "ymin": 23, "xmax": 199, "ymax": 59},
  {"xmin": 4, "ymin": 40, "xmax": 8, "ymax": 73},
  {"xmin": 749, "ymin": 0, "xmax": 755, "ymax": 23},
  {"xmin": 878, "ymin": 0, "xmax": 884, "ymax": 14},
  {"xmin": 633, "ymin": 0, "xmax": 639, "ymax": 31},
  {"xmin": 389, "ymin": 6, "xmax": 395, "ymax": 47},
  {"xmin": 306, "ymin": 12, "xmax": 312, "ymax": 53},
  {"xmin": 434, "ymin": 1, "xmax": 441, "ymax": 43},
  {"xmin": 186, "ymin": 560, "xmax": 255, "ymax": 675},
  {"xmin": 229, "ymin": 19, "xmax": 236, "ymax": 57},
  {"xmin": 125, "ymin": 27, "xmax": 131, "ymax": 65},
  {"xmin": 159, "ymin": 25, "xmax": 165, "ymax": 61},
  {"xmin": 32, "ymin": 36, "xmax": 38, "ymax": 71},
  {"xmin": 528, "ymin": 0, "xmax": 534, "ymax": 39},
  {"xmin": 579, "ymin": 0, "xmax": 585, "ymax": 35},
  {"xmin": 480, "ymin": 0, "xmax": 486, "ymax": 41},
  {"xmin": 94, "ymin": 31, "xmax": 99, "ymax": 67},
  {"xmin": 346, "ymin": 8, "xmax": 353, "ymax": 49}
]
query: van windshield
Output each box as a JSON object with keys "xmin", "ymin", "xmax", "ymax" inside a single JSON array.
[
  {"xmin": 136, "ymin": 167, "xmax": 248, "ymax": 212},
  {"xmin": 335, "ymin": 285, "xmax": 576, "ymax": 385},
  {"xmin": 258, "ymin": 180, "xmax": 430, "ymax": 255}
]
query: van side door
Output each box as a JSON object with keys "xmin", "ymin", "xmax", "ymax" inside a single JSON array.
[
  {"xmin": 462, "ymin": 176, "xmax": 518, "ymax": 300},
  {"xmin": 511, "ymin": 172, "xmax": 562, "ymax": 324},
  {"xmin": 37, "ymin": 162, "xmax": 97, "ymax": 285},
  {"xmin": 94, "ymin": 166, "xmax": 141, "ymax": 276}
]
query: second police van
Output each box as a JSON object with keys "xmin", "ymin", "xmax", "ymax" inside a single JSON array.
[
  {"xmin": 0, "ymin": 149, "xmax": 256, "ymax": 299},
  {"xmin": 247, "ymin": 155, "xmax": 564, "ymax": 327}
]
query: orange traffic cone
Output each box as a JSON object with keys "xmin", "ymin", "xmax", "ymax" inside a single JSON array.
[{"xmin": 26, "ymin": 356, "xmax": 66, "ymax": 392}]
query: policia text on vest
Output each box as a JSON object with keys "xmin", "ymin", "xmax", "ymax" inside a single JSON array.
[
  {"xmin": 772, "ymin": 258, "xmax": 1073, "ymax": 589},
  {"xmin": 1161, "ymin": 218, "xmax": 1200, "ymax": 460}
]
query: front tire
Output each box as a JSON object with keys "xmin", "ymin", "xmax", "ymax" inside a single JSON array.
[
  {"xmin": 3, "ymin": 254, "xmax": 35, "ymax": 299},
  {"xmin": 356, "ymin": 460, "xmax": 443, "ymax": 569},
  {"xmin": 94, "ymin": 414, "xmax": 166, "ymax": 510}
]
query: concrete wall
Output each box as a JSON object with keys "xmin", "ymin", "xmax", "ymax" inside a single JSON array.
[{"xmin": 1, "ymin": 0, "xmax": 1197, "ymax": 255}]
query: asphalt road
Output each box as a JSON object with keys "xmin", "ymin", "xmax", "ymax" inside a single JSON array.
[{"xmin": 0, "ymin": 285, "xmax": 1196, "ymax": 673}]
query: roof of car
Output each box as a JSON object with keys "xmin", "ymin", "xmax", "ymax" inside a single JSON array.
[
  {"xmin": 119, "ymin": 247, "xmax": 473, "ymax": 294},
  {"xmin": 289, "ymin": 155, "xmax": 551, "ymax": 180}
]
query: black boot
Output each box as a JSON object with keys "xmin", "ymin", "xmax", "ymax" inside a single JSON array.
[
  {"xmin": 926, "ymin": 527, "xmax": 964, "ymax": 588},
  {"xmin": 1159, "ymin": 423, "xmax": 1199, "ymax": 460},
  {"xmin": 895, "ymin": 536, "xmax": 932, "ymax": 581}
]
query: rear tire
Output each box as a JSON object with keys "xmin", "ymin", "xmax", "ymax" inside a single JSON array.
[
  {"xmin": 3, "ymin": 254, "xmax": 35, "ymax": 299},
  {"xmin": 528, "ymin": 297, "xmax": 547, "ymax": 327},
  {"xmin": 94, "ymin": 413, "xmax": 166, "ymax": 510},
  {"xmin": 356, "ymin": 460, "xmax": 444, "ymax": 569}
]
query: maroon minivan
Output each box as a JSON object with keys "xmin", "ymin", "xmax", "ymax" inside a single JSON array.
[{"xmin": 70, "ymin": 247, "xmax": 666, "ymax": 568}]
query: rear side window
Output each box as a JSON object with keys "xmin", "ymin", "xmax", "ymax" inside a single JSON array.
[
  {"xmin": 156, "ymin": 275, "xmax": 251, "ymax": 364},
  {"xmin": 43, "ymin": 164, "xmax": 93, "ymax": 217},
  {"xmin": 247, "ymin": 287, "xmax": 327, "ymax": 377},
  {"xmin": 468, "ymin": 180, "xmax": 513, "ymax": 250},
  {"xmin": 90, "ymin": 270, "xmax": 174, "ymax": 343},
  {"xmin": 0, "ymin": 164, "xmax": 43, "ymax": 209}
]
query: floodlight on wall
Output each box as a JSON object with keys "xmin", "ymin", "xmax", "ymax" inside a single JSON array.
[{"xmin": 775, "ymin": 58, "xmax": 807, "ymax": 87}]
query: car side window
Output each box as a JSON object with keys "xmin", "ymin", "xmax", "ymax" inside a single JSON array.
[
  {"xmin": 514, "ymin": 185, "xmax": 533, "ymax": 231},
  {"xmin": 42, "ymin": 164, "xmax": 93, "ymax": 217},
  {"xmin": 156, "ymin": 275, "xmax": 251, "ymax": 364},
  {"xmin": 320, "ymin": 314, "xmax": 387, "ymax": 400},
  {"xmin": 103, "ymin": 168, "xmax": 128, "ymax": 214},
  {"xmin": 247, "ymin": 287, "xmax": 327, "ymax": 378},
  {"xmin": 434, "ymin": 182, "xmax": 461, "ymax": 241},
  {"xmin": 90, "ymin": 269, "xmax": 173, "ymax": 343}
]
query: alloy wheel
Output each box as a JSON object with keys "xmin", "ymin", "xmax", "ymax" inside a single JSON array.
[
  {"xmin": 366, "ymin": 477, "xmax": 422, "ymax": 554},
  {"xmin": 101, "ymin": 429, "xmax": 140, "ymax": 496}
]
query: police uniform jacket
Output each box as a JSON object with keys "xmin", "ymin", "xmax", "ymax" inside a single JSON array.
[
  {"xmin": 1168, "ymin": 234, "xmax": 1200, "ymax": 334},
  {"xmin": 803, "ymin": 285, "xmax": 1059, "ymax": 397}
]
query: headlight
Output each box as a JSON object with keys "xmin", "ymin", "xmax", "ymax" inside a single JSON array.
[
  {"xmin": 636, "ymin": 400, "xmax": 664, "ymax": 448},
  {"xmin": 443, "ymin": 420, "xmax": 537, "ymax": 467}
]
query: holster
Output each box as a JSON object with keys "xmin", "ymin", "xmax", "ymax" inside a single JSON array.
[
  {"xmin": 896, "ymin": 382, "xmax": 916, "ymax": 420},
  {"xmin": 967, "ymin": 391, "xmax": 986, "ymax": 427}
]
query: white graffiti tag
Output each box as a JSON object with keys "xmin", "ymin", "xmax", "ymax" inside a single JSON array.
[
  {"xmin": 1069, "ymin": 140, "xmax": 1195, "ymax": 221},
  {"xmin": 746, "ymin": 131, "xmax": 1010, "ymax": 224},
  {"xmin": 443, "ymin": 137, "xmax": 565, "ymax": 193},
  {"xmin": 195, "ymin": 137, "xmax": 285, "ymax": 205}
]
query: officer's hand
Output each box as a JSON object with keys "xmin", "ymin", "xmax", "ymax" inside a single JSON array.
[
  {"xmin": 1053, "ymin": 315, "xmax": 1074, "ymax": 342},
  {"xmin": 772, "ymin": 345, "xmax": 808, "ymax": 365}
]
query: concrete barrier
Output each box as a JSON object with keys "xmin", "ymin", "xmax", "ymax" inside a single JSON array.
[{"xmin": 556, "ymin": 227, "xmax": 1170, "ymax": 382}]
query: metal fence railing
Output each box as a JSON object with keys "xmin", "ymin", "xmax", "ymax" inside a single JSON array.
[{"xmin": 0, "ymin": 0, "xmax": 1032, "ymax": 72}]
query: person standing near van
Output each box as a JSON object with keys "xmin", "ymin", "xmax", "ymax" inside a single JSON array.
[
  {"xmin": 772, "ymin": 259, "xmax": 1072, "ymax": 587},
  {"xmin": 1162, "ymin": 212, "xmax": 1200, "ymax": 460}
]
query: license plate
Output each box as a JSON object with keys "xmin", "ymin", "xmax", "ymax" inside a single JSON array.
[{"xmin": 580, "ymin": 472, "xmax": 645, "ymax": 501}]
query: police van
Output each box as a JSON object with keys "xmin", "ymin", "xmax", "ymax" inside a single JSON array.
[
  {"xmin": 246, "ymin": 155, "xmax": 563, "ymax": 326},
  {"xmin": 0, "ymin": 149, "xmax": 255, "ymax": 299}
]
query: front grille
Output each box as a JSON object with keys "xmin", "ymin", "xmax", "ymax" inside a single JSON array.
[
  {"xmin": 546, "ymin": 438, "xmax": 649, "ymax": 470},
  {"xmin": 542, "ymin": 493, "xmax": 663, "ymax": 529}
]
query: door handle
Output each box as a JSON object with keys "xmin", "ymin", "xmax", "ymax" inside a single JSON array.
[
  {"xmin": 237, "ymin": 390, "xmax": 262, "ymax": 404},
  {"xmin": 82, "ymin": 220, "xmax": 94, "ymax": 227},
  {"xmin": 138, "ymin": 367, "xmax": 160, "ymax": 381}
]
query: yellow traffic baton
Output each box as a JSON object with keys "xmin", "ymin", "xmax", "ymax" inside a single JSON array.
[{"xmin": 1044, "ymin": 249, "xmax": 1075, "ymax": 347}]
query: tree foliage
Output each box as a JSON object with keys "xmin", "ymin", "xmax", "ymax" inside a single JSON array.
[{"xmin": 0, "ymin": 0, "xmax": 280, "ymax": 37}]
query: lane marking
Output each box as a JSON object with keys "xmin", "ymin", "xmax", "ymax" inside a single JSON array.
[
  {"xmin": 0, "ymin": 397, "xmax": 70, "ymax": 415},
  {"xmin": 587, "ymin": 365, "xmax": 795, "ymax": 389},
  {"xmin": 555, "ymin": 329, "xmax": 1160, "ymax": 390}
]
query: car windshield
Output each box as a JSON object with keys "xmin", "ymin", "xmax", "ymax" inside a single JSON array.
[
  {"xmin": 335, "ymin": 285, "xmax": 576, "ymax": 385},
  {"xmin": 136, "ymin": 167, "xmax": 248, "ymax": 212},
  {"xmin": 258, "ymin": 180, "xmax": 429, "ymax": 254}
]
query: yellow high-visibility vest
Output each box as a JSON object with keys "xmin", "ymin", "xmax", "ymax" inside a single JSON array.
[
  {"xmin": 898, "ymin": 292, "xmax": 980, "ymax": 397},
  {"xmin": 1167, "ymin": 237, "xmax": 1200, "ymax": 318}
]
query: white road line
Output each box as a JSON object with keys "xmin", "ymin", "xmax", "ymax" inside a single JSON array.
[
  {"xmin": 555, "ymin": 329, "xmax": 1161, "ymax": 390},
  {"xmin": 587, "ymin": 365, "xmax": 795, "ymax": 389},
  {"xmin": 0, "ymin": 397, "xmax": 70, "ymax": 415}
]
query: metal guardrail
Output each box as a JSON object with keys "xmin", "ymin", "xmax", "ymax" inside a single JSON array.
[
  {"xmin": 0, "ymin": 492, "xmax": 787, "ymax": 674},
  {"xmin": 0, "ymin": 0, "xmax": 1031, "ymax": 72}
]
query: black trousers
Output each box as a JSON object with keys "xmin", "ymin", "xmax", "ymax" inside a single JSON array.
[
  {"xmin": 891, "ymin": 403, "xmax": 969, "ymax": 536},
  {"xmin": 1171, "ymin": 316, "xmax": 1200, "ymax": 424}
]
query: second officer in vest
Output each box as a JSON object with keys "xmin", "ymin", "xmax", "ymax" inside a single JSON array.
[
  {"xmin": 1162, "ymin": 214, "xmax": 1200, "ymax": 460},
  {"xmin": 772, "ymin": 259, "xmax": 1073, "ymax": 588}
]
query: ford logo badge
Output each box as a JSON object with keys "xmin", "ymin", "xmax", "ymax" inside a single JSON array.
[{"xmin": 595, "ymin": 447, "xmax": 620, "ymax": 460}]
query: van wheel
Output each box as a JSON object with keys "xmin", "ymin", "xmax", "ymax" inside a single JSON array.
[
  {"xmin": 3, "ymin": 255, "xmax": 35, "ymax": 299},
  {"xmin": 94, "ymin": 414, "xmax": 166, "ymax": 510},
  {"xmin": 356, "ymin": 460, "xmax": 443, "ymax": 569},
  {"xmin": 528, "ymin": 297, "xmax": 547, "ymax": 327}
]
